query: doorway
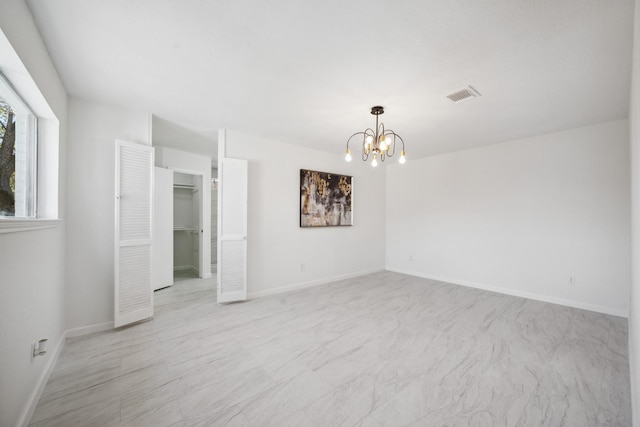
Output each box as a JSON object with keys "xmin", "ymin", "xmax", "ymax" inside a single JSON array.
[{"xmin": 172, "ymin": 170, "xmax": 204, "ymax": 282}]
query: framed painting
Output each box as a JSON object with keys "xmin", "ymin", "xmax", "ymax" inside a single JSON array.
[{"xmin": 300, "ymin": 169, "xmax": 353, "ymax": 227}]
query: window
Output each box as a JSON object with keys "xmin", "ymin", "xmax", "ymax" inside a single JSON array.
[{"xmin": 0, "ymin": 73, "xmax": 37, "ymax": 218}]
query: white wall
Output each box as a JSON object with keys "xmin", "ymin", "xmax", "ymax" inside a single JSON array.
[
  {"xmin": 224, "ymin": 130, "xmax": 386, "ymax": 297},
  {"xmin": 152, "ymin": 116, "xmax": 218, "ymax": 160},
  {"xmin": 387, "ymin": 120, "xmax": 631, "ymax": 316},
  {"xmin": 629, "ymin": 0, "xmax": 640, "ymax": 424},
  {"xmin": 156, "ymin": 147, "xmax": 212, "ymax": 278},
  {"xmin": 66, "ymin": 98, "xmax": 151, "ymax": 330},
  {"xmin": 0, "ymin": 2, "xmax": 68, "ymax": 426}
]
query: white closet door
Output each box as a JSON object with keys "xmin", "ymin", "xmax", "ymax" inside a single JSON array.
[
  {"xmin": 115, "ymin": 140, "xmax": 154, "ymax": 327},
  {"xmin": 217, "ymin": 158, "xmax": 248, "ymax": 303},
  {"xmin": 152, "ymin": 167, "xmax": 173, "ymax": 291}
]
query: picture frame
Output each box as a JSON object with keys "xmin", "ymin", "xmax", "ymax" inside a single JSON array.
[{"xmin": 300, "ymin": 169, "xmax": 353, "ymax": 227}]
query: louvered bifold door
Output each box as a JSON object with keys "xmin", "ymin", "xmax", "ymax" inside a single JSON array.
[
  {"xmin": 217, "ymin": 158, "xmax": 248, "ymax": 303},
  {"xmin": 114, "ymin": 140, "xmax": 154, "ymax": 327}
]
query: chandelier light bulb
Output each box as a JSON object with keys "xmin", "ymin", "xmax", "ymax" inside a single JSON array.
[
  {"xmin": 371, "ymin": 155, "xmax": 378, "ymax": 167},
  {"xmin": 345, "ymin": 148, "xmax": 352, "ymax": 162},
  {"xmin": 399, "ymin": 150, "xmax": 406, "ymax": 164},
  {"xmin": 379, "ymin": 136, "xmax": 387, "ymax": 150},
  {"xmin": 365, "ymin": 135, "xmax": 373, "ymax": 145}
]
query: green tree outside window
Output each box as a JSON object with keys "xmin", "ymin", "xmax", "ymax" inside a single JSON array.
[{"xmin": 0, "ymin": 97, "xmax": 16, "ymax": 215}]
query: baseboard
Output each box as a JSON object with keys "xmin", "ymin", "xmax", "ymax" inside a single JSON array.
[
  {"xmin": 173, "ymin": 265, "xmax": 192, "ymax": 272},
  {"xmin": 631, "ymin": 343, "xmax": 639, "ymax": 427},
  {"xmin": 386, "ymin": 267, "xmax": 629, "ymax": 318},
  {"xmin": 202, "ymin": 273, "xmax": 213, "ymax": 279},
  {"xmin": 630, "ymin": 346, "xmax": 639, "ymax": 427},
  {"xmin": 65, "ymin": 321, "xmax": 114, "ymax": 338},
  {"xmin": 248, "ymin": 267, "xmax": 385, "ymax": 299},
  {"xmin": 18, "ymin": 330, "xmax": 67, "ymax": 427}
]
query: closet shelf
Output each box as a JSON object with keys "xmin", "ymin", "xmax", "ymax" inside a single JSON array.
[
  {"xmin": 174, "ymin": 184, "xmax": 198, "ymax": 192},
  {"xmin": 173, "ymin": 227, "xmax": 198, "ymax": 232}
]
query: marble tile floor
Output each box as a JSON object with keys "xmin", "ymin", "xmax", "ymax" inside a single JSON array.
[{"xmin": 29, "ymin": 272, "xmax": 631, "ymax": 426}]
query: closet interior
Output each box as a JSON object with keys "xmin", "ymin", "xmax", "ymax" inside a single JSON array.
[{"xmin": 173, "ymin": 172, "xmax": 202, "ymax": 281}]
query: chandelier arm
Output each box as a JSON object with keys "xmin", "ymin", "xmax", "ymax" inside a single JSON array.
[
  {"xmin": 362, "ymin": 128, "xmax": 376, "ymax": 156},
  {"xmin": 378, "ymin": 122, "xmax": 386, "ymax": 151},
  {"xmin": 384, "ymin": 130, "xmax": 396, "ymax": 157},
  {"xmin": 361, "ymin": 134, "xmax": 370, "ymax": 160},
  {"xmin": 384, "ymin": 130, "xmax": 404, "ymax": 157},
  {"xmin": 396, "ymin": 134, "xmax": 406, "ymax": 158},
  {"xmin": 346, "ymin": 131, "xmax": 367, "ymax": 149}
]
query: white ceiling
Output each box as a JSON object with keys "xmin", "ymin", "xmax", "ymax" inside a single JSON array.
[{"xmin": 26, "ymin": 0, "xmax": 634, "ymax": 160}]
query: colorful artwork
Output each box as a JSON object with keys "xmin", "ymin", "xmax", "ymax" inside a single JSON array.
[{"xmin": 300, "ymin": 169, "xmax": 352, "ymax": 227}]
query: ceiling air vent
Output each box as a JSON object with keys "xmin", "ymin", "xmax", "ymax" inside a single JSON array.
[{"xmin": 447, "ymin": 86, "xmax": 481, "ymax": 103}]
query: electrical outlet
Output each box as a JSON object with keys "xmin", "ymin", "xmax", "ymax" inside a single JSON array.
[
  {"xmin": 300, "ymin": 264, "xmax": 305, "ymax": 272},
  {"xmin": 32, "ymin": 339, "xmax": 48, "ymax": 358},
  {"xmin": 569, "ymin": 277, "xmax": 576, "ymax": 286}
]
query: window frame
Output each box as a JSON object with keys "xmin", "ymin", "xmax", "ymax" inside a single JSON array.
[
  {"xmin": 0, "ymin": 72, "xmax": 38, "ymax": 219},
  {"xmin": 0, "ymin": 217, "xmax": 60, "ymax": 233},
  {"xmin": 0, "ymin": 73, "xmax": 60, "ymax": 233},
  {"xmin": 0, "ymin": 25, "xmax": 62, "ymax": 234}
]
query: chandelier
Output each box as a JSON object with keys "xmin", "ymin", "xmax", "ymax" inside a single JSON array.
[{"xmin": 345, "ymin": 106, "xmax": 406, "ymax": 167}]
